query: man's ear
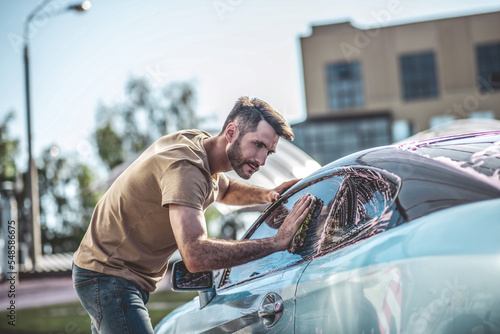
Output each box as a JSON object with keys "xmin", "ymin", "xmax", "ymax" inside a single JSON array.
[{"xmin": 225, "ymin": 123, "xmax": 238, "ymax": 143}]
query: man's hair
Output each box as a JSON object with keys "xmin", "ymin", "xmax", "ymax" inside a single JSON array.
[{"xmin": 221, "ymin": 97, "xmax": 294, "ymax": 140}]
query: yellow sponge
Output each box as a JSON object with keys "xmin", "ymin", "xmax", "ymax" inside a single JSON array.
[{"xmin": 288, "ymin": 196, "xmax": 318, "ymax": 253}]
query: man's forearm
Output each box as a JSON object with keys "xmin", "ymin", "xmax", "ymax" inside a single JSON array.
[
  {"xmin": 172, "ymin": 194, "xmax": 311, "ymax": 274},
  {"xmin": 182, "ymin": 236, "xmax": 283, "ymax": 272}
]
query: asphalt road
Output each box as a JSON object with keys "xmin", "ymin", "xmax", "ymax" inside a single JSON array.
[{"xmin": 1, "ymin": 275, "xmax": 82, "ymax": 310}]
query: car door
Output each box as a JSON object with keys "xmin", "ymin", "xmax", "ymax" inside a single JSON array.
[
  {"xmin": 165, "ymin": 173, "xmax": 346, "ymax": 333},
  {"xmin": 294, "ymin": 167, "xmax": 402, "ymax": 334}
]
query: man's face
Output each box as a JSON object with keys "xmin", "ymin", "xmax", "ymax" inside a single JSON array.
[{"xmin": 227, "ymin": 120, "xmax": 279, "ymax": 179}]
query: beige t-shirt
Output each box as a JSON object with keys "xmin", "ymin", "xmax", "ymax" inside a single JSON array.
[{"xmin": 73, "ymin": 129, "xmax": 222, "ymax": 292}]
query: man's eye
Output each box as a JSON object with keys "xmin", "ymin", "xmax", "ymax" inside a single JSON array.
[{"xmin": 255, "ymin": 142, "xmax": 263, "ymax": 148}]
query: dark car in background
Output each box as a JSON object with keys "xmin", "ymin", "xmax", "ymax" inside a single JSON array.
[{"xmin": 155, "ymin": 131, "xmax": 500, "ymax": 334}]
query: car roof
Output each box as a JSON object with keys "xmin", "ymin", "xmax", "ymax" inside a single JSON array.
[
  {"xmin": 296, "ymin": 131, "xmax": 500, "ymax": 221},
  {"xmin": 395, "ymin": 131, "xmax": 500, "ymax": 176}
]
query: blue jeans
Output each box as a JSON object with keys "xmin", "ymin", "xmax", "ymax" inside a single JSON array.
[{"xmin": 72, "ymin": 263, "xmax": 154, "ymax": 334}]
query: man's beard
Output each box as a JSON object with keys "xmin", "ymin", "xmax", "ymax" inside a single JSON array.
[{"xmin": 227, "ymin": 136, "xmax": 259, "ymax": 179}]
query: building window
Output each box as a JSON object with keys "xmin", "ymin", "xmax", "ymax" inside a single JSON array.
[
  {"xmin": 292, "ymin": 114, "xmax": 392, "ymax": 165},
  {"xmin": 326, "ymin": 61, "xmax": 363, "ymax": 110},
  {"xmin": 400, "ymin": 51, "xmax": 439, "ymax": 101},
  {"xmin": 476, "ymin": 43, "xmax": 500, "ymax": 93}
]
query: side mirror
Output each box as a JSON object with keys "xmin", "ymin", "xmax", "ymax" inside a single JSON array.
[
  {"xmin": 171, "ymin": 260, "xmax": 216, "ymax": 308},
  {"xmin": 171, "ymin": 260, "xmax": 214, "ymax": 291}
]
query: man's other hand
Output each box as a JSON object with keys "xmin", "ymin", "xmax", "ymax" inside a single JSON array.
[{"xmin": 269, "ymin": 179, "xmax": 301, "ymax": 202}]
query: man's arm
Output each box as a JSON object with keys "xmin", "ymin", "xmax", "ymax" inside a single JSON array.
[
  {"xmin": 217, "ymin": 176, "xmax": 300, "ymax": 206},
  {"xmin": 169, "ymin": 194, "xmax": 312, "ymax": 273}
]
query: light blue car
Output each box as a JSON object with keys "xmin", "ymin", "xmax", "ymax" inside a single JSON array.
[{"xmin": 155, "ymin": 131, "xmax": 500, "ymax": 334}]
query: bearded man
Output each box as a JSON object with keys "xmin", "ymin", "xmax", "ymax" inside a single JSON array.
[{"xmin": 72, "ymin": 97, "xmax": 312, "ymax": 333}]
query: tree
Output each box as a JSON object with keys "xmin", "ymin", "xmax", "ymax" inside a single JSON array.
[
  {"xmin": 0, "ymin": 111, "xmax": 19, "ymax": 182},
  {"xmin": 93, "ymin": 77, "xmax": 199, "ymax": 170},
  {"xmin": 36, "ymin": 147, "xmax": 99, "ymax": 253},
  {"xmin": 0, "ymin": 110, "xmax": 99, "ymax": 255},
  {"xmin": 94, "ymin": 120, "xmax": 125, "ymax": 170},
  {"xmin": 163, "ymin": 81, "xmax": 198, "ymax": 130}
]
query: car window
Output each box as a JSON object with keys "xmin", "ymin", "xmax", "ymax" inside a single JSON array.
[
  {"xmin": 221, "ymin": 175, "xmax": 345, "ymax": 287},
  {"xmin": 318, "ymin": 169, "xmax": 399, "ymax": 256},
  {"xmin": 220, "ymin": 167, "xmax": 400, "ymax": 288}
]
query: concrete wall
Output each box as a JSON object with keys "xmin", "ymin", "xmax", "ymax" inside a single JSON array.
[{"xmin": 300, "ymin": 11, "xmax": 500, "ymax": 133}]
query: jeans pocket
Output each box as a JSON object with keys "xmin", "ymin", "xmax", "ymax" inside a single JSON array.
[{"xmin": 74, "ymin": 278, "xmax": 103, "ymax": 330}]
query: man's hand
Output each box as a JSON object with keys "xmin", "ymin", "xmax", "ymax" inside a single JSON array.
[
  {"xmin": 268, "ymin": 179, "xmax": 301, "ymax": 202},
  {"xmin": 273, "ymin": 194, "xmax": 313, "ymax": 251}
]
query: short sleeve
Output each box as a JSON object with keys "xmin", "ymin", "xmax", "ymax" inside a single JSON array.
[
  {"xmin": 218, "ymin": 172, "xmax": 229, "ymax": 189},
  {"xmin": 161, "ymin": 160, "xmax": 210, "ymax": 210}
]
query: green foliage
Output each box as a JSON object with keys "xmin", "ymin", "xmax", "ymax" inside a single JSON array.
[
  {"xmin": 93, "ymin": 77, "xmax": 199, "ymax": 170},
  {"xmin": 0, "ymin": 111, "xmax": 19, "ymax": 182},
  {"xmin": 164, "ymin": 81, "xmax": 199, "ymax": 130},
  {"xmin": 37, "ymin": 147, "xmax": 98, "ymax": 253},
  {"xmin": 0, "ymin": 109, "xmax": 97, "ymax": 254},
  {"xmin": 94, "ymin": 121, "xmax": 125, "ymax": 169},
  {"xmin": 204, "ymin": 206, "xmax": 223, "ymax": 237},
  {"xmin": 0, "ymin": 302, "xmax": 89, "ymax": 334}
]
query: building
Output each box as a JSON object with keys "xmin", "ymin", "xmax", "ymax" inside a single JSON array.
[{"xmin": 294, "ymin": 11, "xmax": 500, "ymax": 165}]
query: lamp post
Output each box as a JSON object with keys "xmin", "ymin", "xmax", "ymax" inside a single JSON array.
[{"xmin": 23, "ymin": 0, "xmax": 91, "ymax": 270}]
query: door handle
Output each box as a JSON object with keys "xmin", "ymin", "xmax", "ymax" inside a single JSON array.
[
  {"xmin": 258, "ymin": 300, "xmax": 283, "ymax": 317},
  {"xmin": 258, "ymin": 293, "xmax": 284, "ymax": 328}
]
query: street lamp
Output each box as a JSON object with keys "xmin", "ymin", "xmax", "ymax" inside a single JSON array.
[{"xmin": 23, "ymin": 0, "xmax": 91, "ymax": 270}]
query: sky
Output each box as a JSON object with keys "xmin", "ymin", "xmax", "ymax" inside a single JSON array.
[{"xmin": 2, "ymin": 0, "xmax": 500, "ymax": 172}]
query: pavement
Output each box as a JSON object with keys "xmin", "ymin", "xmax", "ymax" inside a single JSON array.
[
  {"xmin": 1, "ymin": 275, "xmax": 79, "ymax": 310},
  {"xmin": 0, "ymin": 273, "xmax": 172, "ymax": 310}
]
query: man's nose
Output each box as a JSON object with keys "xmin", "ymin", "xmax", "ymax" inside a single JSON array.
[{"xmin": 256, "ymin": 152, "xmax": 267, "ymax": 167}]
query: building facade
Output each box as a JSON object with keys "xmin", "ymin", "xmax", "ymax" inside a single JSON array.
[{"xmin": 294, "ymin": 11, "xmax": 500, "ymax": 165}]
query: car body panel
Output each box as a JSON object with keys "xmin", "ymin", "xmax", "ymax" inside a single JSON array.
[
  {"xmin": 155, "ymin": 132, "xmax": 500, "ymax": 334},
  {"xmin": 295, "ymin": 198, "xmax": 500, "ymax": 333},
  {"xmin": 155, "ymin": 262, "xmax": 309, "ymax": 333}
]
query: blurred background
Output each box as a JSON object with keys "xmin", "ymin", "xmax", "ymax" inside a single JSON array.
[{"xmin": 1, "ymin": 0, "xmax": 499, "ymax": 332}]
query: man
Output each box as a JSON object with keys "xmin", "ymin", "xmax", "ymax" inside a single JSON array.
[{"xmin": 72, "ymin": 97, "xmax": 312, "ymax": 333}]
